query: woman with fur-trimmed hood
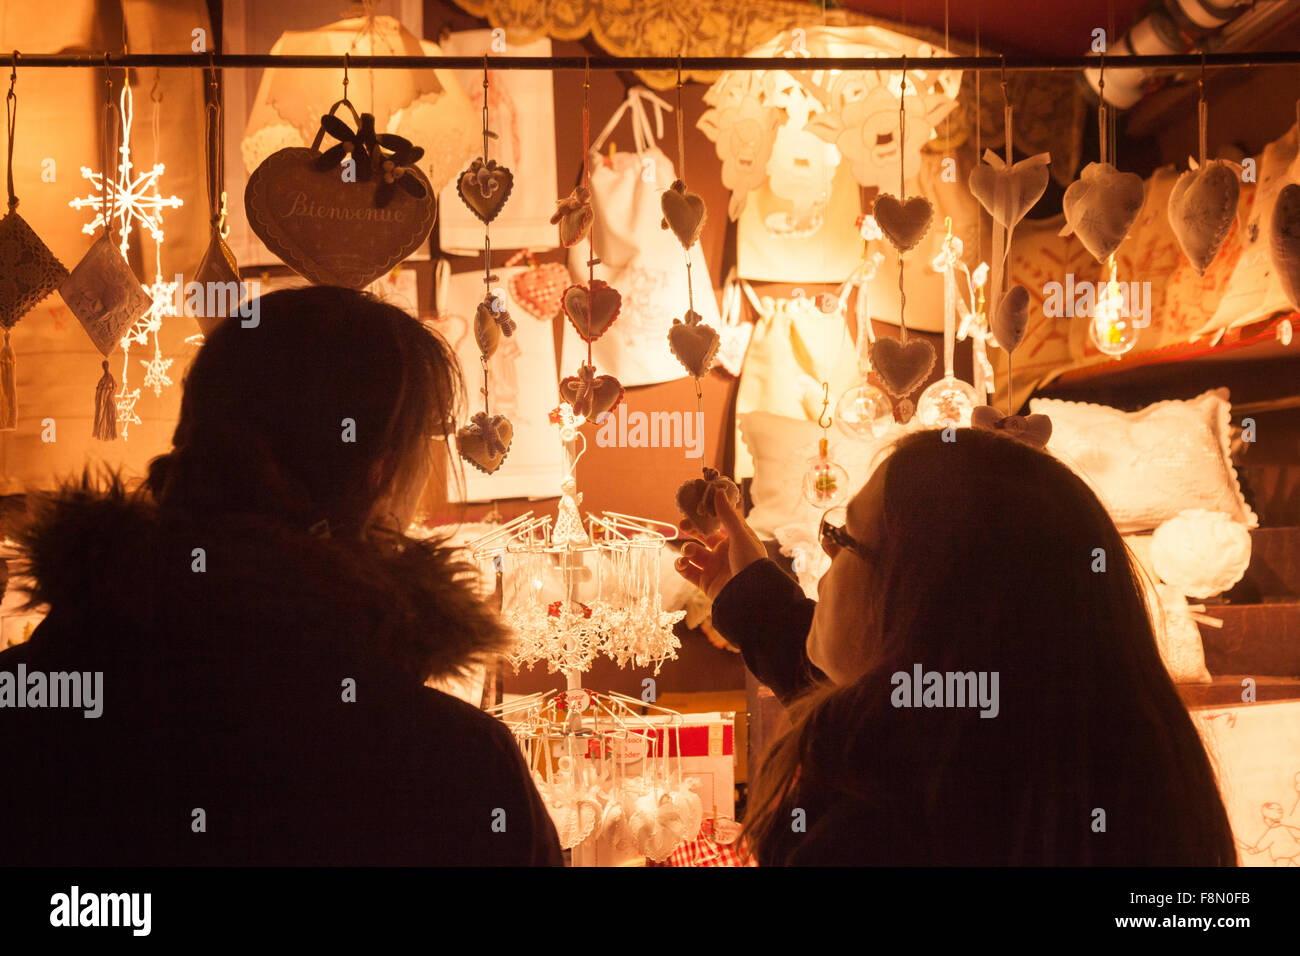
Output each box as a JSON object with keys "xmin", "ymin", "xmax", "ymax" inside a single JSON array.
[{"xmin": 0, "ymin": 287, "xmax": 562, "ymax": 866}]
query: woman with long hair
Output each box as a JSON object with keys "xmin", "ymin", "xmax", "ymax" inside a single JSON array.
[
  {"xmin": 0, "ymin": 286, "xmax": 561, "ymax": 866},
  {"xmin": 677, "ymin": 427, "xmax": 1236, "ymax": 865}
]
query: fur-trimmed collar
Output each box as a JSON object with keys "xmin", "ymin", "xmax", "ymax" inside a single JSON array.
[{"xmin": 10, "ymin": 473, "xmax": 507, "ymax": 683}]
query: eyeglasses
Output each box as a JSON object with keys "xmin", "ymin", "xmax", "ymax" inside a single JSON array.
[{"xmin": 819, "ymin": 507, "xmax": 874, "ymax": 561}]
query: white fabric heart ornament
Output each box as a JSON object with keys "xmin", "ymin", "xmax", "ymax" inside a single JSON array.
[
  {"xmin": 1059, "ymin": 162, "xmax": 1145, "ymax": 262},
  {"xmin": 968, "ymin": 149, "xmax": 1050, "ymax": 319},
  {"xmin": 1269, "ymin": 182, "xmax": 1300, "ymax": 311},
  {"xmin": 1167, "ymin": 158, "xmax": 1240, "ymax": 275},
  {"xmin": 629, "ymin": 792, "xmax": 686, "ymax": 862}
]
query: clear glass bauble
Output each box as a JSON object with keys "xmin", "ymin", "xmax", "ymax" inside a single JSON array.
[
  {"xmin": 801, "ymin": 455, "xmax": 850, "ymax": 509},
  {"xmin": 1088, "ymin": 313, "xmax": 1140, "ymax": 356},
  {"xmin": 916, "ymin": 375, "xmax": 981, "ymax": 428},
  {"xmin": 834, "ymin": 382, "xmax": 892, "ymax": 440}
]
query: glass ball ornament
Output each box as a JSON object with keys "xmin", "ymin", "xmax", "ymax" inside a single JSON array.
[
  {"xmin": 916, "ymin": 375, "xmax": 980, "ymax": 428},
  {"xmin": 834, "ymin": 382, "xmax": 892, "ymax": 440},
  {"xmin": 801, "ymin": 454, "xmax": 851, "ymax": 508}
]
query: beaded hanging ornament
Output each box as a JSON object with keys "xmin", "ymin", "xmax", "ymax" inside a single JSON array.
[
  {"xmin": 456, "ymin": 58, "xmax": 516, "ymax": 475},
  {"xmin": 867, "ymin": 61, "xmax": 936, "ymax": 424},
  {"xmin": 559, "ymin": 62, "xmax": 625, "ymax": 424},
  {"xmin": 0, "ymin": 55, "xmax": 69, "ymax": 430},
  {"xmin": 59, "ymin": 62, "xmax": 151, "ymax": 442}
]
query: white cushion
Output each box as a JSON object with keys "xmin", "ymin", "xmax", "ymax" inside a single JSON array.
[{"xmin": 1029, "ymin": 388, "xmax": 1256, "ymax": 534}]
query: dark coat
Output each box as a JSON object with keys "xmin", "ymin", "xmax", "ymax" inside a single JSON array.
[{"xmin": 0, "ymin": 479, "xmax": 562, "ymax": 866}]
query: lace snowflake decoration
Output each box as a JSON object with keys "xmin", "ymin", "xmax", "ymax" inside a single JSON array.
[{"xmin": 69, "ymin": 81, "xmax": 182, "ymax": 437}]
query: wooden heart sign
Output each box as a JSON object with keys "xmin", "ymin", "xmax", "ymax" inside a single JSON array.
[{"xmin": 245, "ymin": 147, "xmax": 435, "ymax": 289}]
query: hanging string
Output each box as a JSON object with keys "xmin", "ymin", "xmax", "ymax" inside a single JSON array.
[
  {"xmin": 481, "ymin": 55, "xmax": 493, "ymax": 418},
  {"xmin": 897, "ymin": 57, "xmax": 908, "ymax": 343},
  {"xmin": 205, "ymin": 55, "xmax": 223, "ymax": 230},
  {"xmin": 676, "ymin": 57, "xmax": 696, "ymax": 320},
  {"xmin": 1098, "ymin": 49, "xmax": 1108, "ymax": 168},
  {"xmin": 583, "ymin": 58, "xmax": 595, "ymax": 369},
  {"xmin": 1197, "ymin": 50, "xmax": 1208, "ymax": 167},
  {"xmin": 5, "ymin": 53, "xmax": 16, "ymax": 213}
]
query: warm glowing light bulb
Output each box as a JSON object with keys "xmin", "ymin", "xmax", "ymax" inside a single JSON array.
[{"xmin": 1088, "ymin": 255, "xmax": 1139, "ymax": 357}]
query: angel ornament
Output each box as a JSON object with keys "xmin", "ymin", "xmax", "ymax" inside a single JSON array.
[{"xmin": 553, "ymin": 477, "xmax": 590, "ymax": 548}]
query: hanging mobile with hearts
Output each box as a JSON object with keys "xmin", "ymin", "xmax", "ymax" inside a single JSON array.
[
  {"xmin": 456, "ymin": 57, "xmax": 515, "ymax": 475},
  {"xmin": 661, "ymin": 60, "xmax": 737, "ymax": 532},
  {"xmin": 560, "ymin": 61, "xmax": 625, "ymax": 424},
  {"xmin": 868, "ymin": 60, "xmax": 936, "ymax": 423},
  {"xmin": 0, "ymin": 54, "xmax": 69, "ymax": 430},
  {"xmin": 834, "ymin": 218, "xmax": 891, "ymax": 440}
]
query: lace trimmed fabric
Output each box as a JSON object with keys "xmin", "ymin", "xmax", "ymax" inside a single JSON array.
[{"xmin": 0, "ymin": 210, "xmax": 68, "ymax": 328}]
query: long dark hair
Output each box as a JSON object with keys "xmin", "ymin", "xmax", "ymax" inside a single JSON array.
[
  {"xmin": 746, "ymin": 427, "xmax": 1236, "ymax": 865},
  {"xmin": 146, "ymin": 285, "xmax": 462, "ymax": 537}
]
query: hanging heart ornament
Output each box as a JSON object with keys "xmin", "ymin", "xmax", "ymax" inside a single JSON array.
[
  {"xmin": 510, "ymin": 261, "xmax": 570, "ymax": 321},
  {"xmin": 667, "ymin": 309, "xmax": 721, "ymax": 378},
  {"xmin": 245, "ymin": 110, "xmax": 435, "ymax": 289},
  {"xmin": 246, "ymin": 146, "xmax": 435, "ymax": 289},
  {"xmin": 559, "ymin": 363, "xmax": 624, "ymax": 420},
  {"xmin": 661, "ymin": 180, "xmax": 707, "ymax": 249},
  {"xmin": 552, "ymin": 184, "xmax": 593, "ymax": 248},
  {"xmin": 457, "ymin": 411, "xmax": 514, "ymax": 475},
  {"xmin": 1270, "ymin": 182, "xmax": 1300, "ymax": 311},
  {"xmin": 676, "ymin": 467, "xmax": 741, "ymax": 537},
  {"xmin": 1167, "ymin": 158, "xmax": 1240, "ymax": 275},
  {"xmin": 563, "ymin": 279, "xmax": 622, "ymax": 342},
  {"xmin": 968, "ymin": 150, "xmax": 1051, "ymax": 230},
  {"xmin": 992, "ymin": 284, "xmax": 1031, "ymax": 353},
  {"xmin": 456, "ymin": 157, "xmax": 515, "ymax": 224},
  {"xmin": 1059, "ymin": 162, "xmax": 1145, "ymax": 263},
  {"xmin": 868, "ymin": 336, "xmax": 936, "ymax": 398},
  {"xmin": 872, "ymin": 194, "xmax": 934, "ymax": 253}
]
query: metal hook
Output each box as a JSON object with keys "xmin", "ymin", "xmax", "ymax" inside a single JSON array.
[
  {"xmin": 9, "ymin": 51, "xmax": 16, "ymax": 90},
  {"xmin": 1199, "ymin": 48, "xmax": 1207, "ymax": 100},
  {"xmin": 583, "ymin": 55, "xmax": 590, "ymax": 92},
  {"xmin": 342, "ymin": 51, "xmax": 350, "ymax": 101},
  {"xmin": 900, "ymin": 53, "xmax": 907, "ymax": 94},
  {"xmin": 676, "ymin": 54, "xmax": 683, "ymax": 90},
  {"xmin": 818, "ymin": 382, "xmax": 832, "ymax": 429},
  {"xmin": 999, "ymin": 53, "xmax": 1007, "ymax": 97},
  {"xmin": 150, "ymin": 67, "xmax": 161, "ymax": 103},
  {"xmin": 103, "ymin": 51, "xmax": 112, "ymax": 103}
]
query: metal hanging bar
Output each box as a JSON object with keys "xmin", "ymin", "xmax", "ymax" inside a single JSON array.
[{"xmin": 5, "ymin": 51, "xmax": 1300, "ymax": 72}]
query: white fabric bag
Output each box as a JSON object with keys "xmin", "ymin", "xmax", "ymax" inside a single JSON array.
[{"xmin": 562, "ymin": 88, "xmax": 721, "ymax": 386}]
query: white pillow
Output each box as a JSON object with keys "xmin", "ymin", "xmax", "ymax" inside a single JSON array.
[
  {"xmin": 737, "ymin": 411, "xmax": 900, "ymax": 538},
  {"xmin": 1150, "ymin": 509, "xmax": 1253, "ymax": 599},
  {"xmin": 1029, "ymin": 388, "xmax": 1256, "ymax": 534}
]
